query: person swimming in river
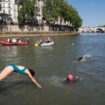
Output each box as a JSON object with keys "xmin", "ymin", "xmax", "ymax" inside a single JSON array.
[
  {"xmin": 65, "ymin": 74, "xmax": 81, "ymax": 83},
  {"xmin": 72, "ymin": 54, "xmax": 90, "ymax": 63},
  {"xmin": 77, "ymin": 54, "xmax": 90, "ymax": 61},
  {"xmin": 77, "ymin": 56, "xmax": 83, "ymax": 61},
  {"xmin": 0, "ymin": 64, "xmax": 42, "ymax": 88}
]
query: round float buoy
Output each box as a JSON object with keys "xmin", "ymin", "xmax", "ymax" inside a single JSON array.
[{"xmin": 35, "ymin": 43, "xmax": 39, "ymax": 47}]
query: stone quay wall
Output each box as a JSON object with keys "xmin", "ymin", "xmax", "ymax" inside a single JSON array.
[{"xmin": 0, "ymin": 24, "xmax": 78, "ymax": 37}]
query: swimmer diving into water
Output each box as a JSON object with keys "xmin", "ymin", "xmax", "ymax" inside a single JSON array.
[{"xmin": 0, "ymin": 64, "xmax": 42, "ymax": 88}]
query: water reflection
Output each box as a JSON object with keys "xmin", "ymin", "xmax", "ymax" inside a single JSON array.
[
  {"xmin": 34, "ymin": 46, "xmax": 54, "ymax": 55},
  {"xmin": 0, "ymin": 46, "xmax": 20, "ymax": 64},
  {"xmin": 1, "ymin": 34, "xmax": 105, "ymax": 105}
]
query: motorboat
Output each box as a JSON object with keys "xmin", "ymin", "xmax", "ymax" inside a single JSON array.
[{"xmin": 40, "ymin": 41, "xmax": 54, "ymax": 47}]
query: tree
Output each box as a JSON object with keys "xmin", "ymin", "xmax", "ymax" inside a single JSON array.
[
  {"xmin": 18, "ymin": 0, "xmax": 39, "ymax": 28},
  {"xmin": 43, "ymin": 0, "xmax": 64, "ymax": 23},
  {"xmin": 43, "ymin": 0, "xmax": 82, "ymax": 28},
  {"xmin": 18, "ymin": 0, "xmax": 82, "ymax": 28}
]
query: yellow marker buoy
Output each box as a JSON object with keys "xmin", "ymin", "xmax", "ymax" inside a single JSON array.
[{"xmin": 35, "ymin": 43, "xmax": 39, "ymax": 47}]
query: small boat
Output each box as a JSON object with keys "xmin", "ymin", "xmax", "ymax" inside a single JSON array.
[
  {"xmin": 0, "ymin": 40, "xmax": 29, "ymax": 46},
  {"xmin": 40, "ymin": 41, "xmax": 54, "ymax": 47}
]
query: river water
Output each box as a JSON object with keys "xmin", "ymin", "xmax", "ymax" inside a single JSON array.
[{"xmin": 0, "ymin": 33, "xmax": 105, "ymax": 105}]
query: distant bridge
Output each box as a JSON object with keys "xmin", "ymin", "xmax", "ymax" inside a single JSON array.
[{"xmin": 79, "ymin": 27, "xmax": 105, "ymax": 33}]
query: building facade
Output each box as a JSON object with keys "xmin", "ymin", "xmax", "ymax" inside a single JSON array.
[
  {"xmin": 36, "ymin": 0, "xmax": 43, "ymax": 24},
  {"xmin": 0, "ymin": 0, "xmax": 71, "ymax": 27},
  {"xmin": 0, "ymin": 0, "xmax": 18, "ymax": 23},
  {"xmin": 0, "ymin": 0, "xmax": 43, "ymax": 24}
]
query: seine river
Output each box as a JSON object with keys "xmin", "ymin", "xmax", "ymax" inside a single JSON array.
[{"xmin": 0, "ymin": 33, "xmax": 105, "ymax": 105}]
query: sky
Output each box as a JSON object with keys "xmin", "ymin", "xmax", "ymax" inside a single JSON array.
[{"xmin": 66, "ymin": 0, "xmax": 105, "ymax": 27}]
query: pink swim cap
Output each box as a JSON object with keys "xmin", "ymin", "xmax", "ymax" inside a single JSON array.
[{"xmin": 67, "ymin": 74, "xmax": 73, "ymax": 80}]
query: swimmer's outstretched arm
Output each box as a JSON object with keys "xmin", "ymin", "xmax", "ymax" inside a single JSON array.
[
  {"xmin": 26, "ymin": 70, "xmax": 42, "ymax": 88},
  {"xmin": 75, "ymin": 76, "xmax": 82, "ymax": 80}
]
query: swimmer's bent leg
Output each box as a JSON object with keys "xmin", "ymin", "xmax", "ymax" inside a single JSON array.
[{"xmin": 0, "ymin": 66, "xmax": 13, "ymax": 81}]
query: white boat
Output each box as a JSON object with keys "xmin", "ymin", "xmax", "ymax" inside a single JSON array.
[{"xmin": 40, "ymin": 41, "xmax": 54, "ymax": 47}]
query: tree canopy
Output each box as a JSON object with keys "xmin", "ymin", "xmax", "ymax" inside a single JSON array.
[
  {"xmin": 18, "ymin": 0, "xmax": 82, "ymax": 28},
  {"xmin": 42, "ymin": 0, "xmax": 82, "ymax": 28},
  {"xmin": 18, "ymin": 0, "xmax": 38, "ymax": 28},
  {"xmin": 42, "ymin": 0, "xmax": 64, "ymax": 23}
]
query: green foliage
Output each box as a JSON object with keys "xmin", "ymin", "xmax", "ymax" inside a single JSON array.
[
  {"xmin": 43, "ymin": 0, "xmax": 63, "ymax": 23},
  {"xmin": 18, "ymin": 0, "xmax": 82, "ymax": 28},
  {"xmin": 18, "ymin": 0, "xmax": 38, "ymax": 28},
  {"xmin": 43, "ymin": 0, "xmax": 82, "ymax": 28}
]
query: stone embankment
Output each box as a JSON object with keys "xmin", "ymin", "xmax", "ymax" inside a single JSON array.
[
  {"xmin": 0, "ymin": 31, "xmax": 78, "ymax": 37},
  {"xmin": 0, "ymin": 24, "xmax": 78, "ymax": 37}
]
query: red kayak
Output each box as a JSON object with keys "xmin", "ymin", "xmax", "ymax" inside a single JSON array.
[{"xmin": 0, "ymin": 40, "xmax": 29, "ymax": 45}]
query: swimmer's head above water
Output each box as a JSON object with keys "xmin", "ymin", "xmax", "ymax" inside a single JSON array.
[
  {"xmin": 78, "ymin": 56, "xmax": 83, "ymax": 61},
  {"xmin": 67, "ymin": 74, "xmax": 73, "ymax": 81},
  {"xmin": 66, "ymin": 74, "xmax": 82, "ymax": 83},
  {"xmin": 28, "ymin": 69, "xmax": 35, "ymax": 76}
]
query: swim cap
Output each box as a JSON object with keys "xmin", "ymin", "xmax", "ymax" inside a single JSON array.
[{"xmin": 67, "ymin": 74, "xmax": 73, "ymax": 81}]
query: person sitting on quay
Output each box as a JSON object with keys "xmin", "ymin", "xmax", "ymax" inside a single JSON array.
[{"xmin": 0, "ymin": 64, "xmax": 42, "ymax": 88}]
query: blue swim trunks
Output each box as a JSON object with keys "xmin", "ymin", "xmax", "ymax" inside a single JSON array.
[{"xmin": 8, "ymin": 64, "xmax": 27, "ymax": 74}]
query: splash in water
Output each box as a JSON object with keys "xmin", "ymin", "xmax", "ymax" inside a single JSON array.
[
  {"xmin": 72, "ymin": 54, "xmax": 92, "ymax": 63},
  {"xmin": 80, "ymin": 54, "xmax": 91, "ymax": 62},
  {"xmin": 40, "ymin": 76, "xmax": 65, "ymax": 87}
]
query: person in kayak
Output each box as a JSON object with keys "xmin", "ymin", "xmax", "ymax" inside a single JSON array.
[
  {"xmin": 37, "ymin": 40, "xmax": 42, "ymax": 46},
  {"xmin": 0, "ymin": 64, "xmax": 42, "ymax": 88},
  {"xmin": 16, "ymin": 36, "xmax": 20, "ymax": 42},
  {"xmin": 45, "ymin": 37, "xmax": 51, "ymax": 43},
  {"xmin": 7, "ymin": 38, "xmax": 12, "ymax": 42},
  {"xmin": 65, "ymin": 74, "xmax": 81, "ymax": 83}
]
